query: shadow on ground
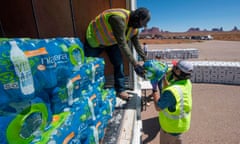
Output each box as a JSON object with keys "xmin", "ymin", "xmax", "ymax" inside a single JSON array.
[{"xmin": 142, "ymin": 116, "xmax": 160, "ymax": 144}]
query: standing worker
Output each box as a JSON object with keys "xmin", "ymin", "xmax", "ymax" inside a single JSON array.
[
  {"xmin": 152, "ymin": 60, "xmax": 193, "ymax": 144},
  {"xmin": 143, "ymin": 42, "xmax": 148, "ymax": 57},
  {"xmin": 84, "ymin": 7, "xmax": 151, "ymax": 100}
]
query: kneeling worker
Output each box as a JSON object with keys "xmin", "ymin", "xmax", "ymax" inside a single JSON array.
[{"xmin": 152, "ymin": 60, "xmax": 193, "ymax": 144}]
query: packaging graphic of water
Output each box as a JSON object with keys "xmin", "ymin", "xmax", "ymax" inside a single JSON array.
[
  {"xmin": 50, "ymin": 68, "xmax": 94, "ymax": 114},
  {"xmin": 9, "ymin": 41, "xmax": 35, "ymax": 95},
  {"xmin": 82, "ymin": 126, "xmax": 99, "ymax": 144},
  {"xmin": 30, "ymin": 112, "xmax": 70, "ymax": 144},
  {"xmin": 66, "ymin": 79, "xmax": 74, "ymax": 106},
  {"xmin": 107, "ymin": 88, "xmax": 117, "ymax": 108},
  {"xmin": 45, "ymin": 99, "xmax": 96, "ymax": 144},
  {"xmin": 46, "ymin": 110, "xmax": 76, "ymax": 144},
  {"xmin": 57, "ymin": 37, "xmax": 85, "ymax": 71},
  {"xmin": 70, "ymin": 65, "xmax": 91, "ymax": 93},
  {"xmin": 0, "ymin": 38, "xmax": 118, "ymax": 144},
  {"xmin": 96, "ymin": 88, "xmax": 116, "ymax": 117},
  {"xmin": 98, "ymin": 99, "xmax": 113, "ymax": 126},
  {"xmin": 0, "ymin": 97, "xmax": 49, "ymax": 144},
  {"xmin": 51, "ymin": 86, "xmax": 68, "ymax": 114},
  {"xmin": 85, "ymin": 57, "xmax": 105, "ymax": 82},
  {"xmin": 81, "ymin": 85, "xmax": 100, "ymax": 116},
  {"xmin": 68, "ymin": 101, "xmax": 95, "ymax": 144},
  {"xmin": 143, "ymin": 59, "xmax": 168, "ymax": 82},
  {"xmin": 87, "ymin": 97, "xmax": 96, "ymax": 121},
  {"xmin": 91, "ymin": 115, "xmax": 105, "ymax": 140}
]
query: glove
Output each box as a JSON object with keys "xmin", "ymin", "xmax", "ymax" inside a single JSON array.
[{"xmin": 134, "ymin": 64, "xmax": 145, "ymax": 78}]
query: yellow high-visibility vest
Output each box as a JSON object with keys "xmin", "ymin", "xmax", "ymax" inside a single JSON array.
[
  {"xmin": 159, "ymin": 79, "xmax": 192, "ymax": 133},
  {"xmin": 86, "ymin": 8, "xmax": 138, "ymax": 47}
]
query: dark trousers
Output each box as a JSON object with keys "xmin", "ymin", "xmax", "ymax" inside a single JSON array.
[{"xmin": 84, "ymin": 43, "xmax": 125, "ymax": 93}]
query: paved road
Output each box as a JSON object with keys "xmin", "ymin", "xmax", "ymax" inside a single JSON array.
[{"xmin": 141, "ymin": 40, "xmax": 240, "ymax": 144}]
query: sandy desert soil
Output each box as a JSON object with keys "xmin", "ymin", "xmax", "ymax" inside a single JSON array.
[
  {"xmin": 140, "ymin": 31, "xmax": 240, "ymax": 44},
  {"xmin": 141, "ymin": 40, "xmax": 240, "ymax": 144}
]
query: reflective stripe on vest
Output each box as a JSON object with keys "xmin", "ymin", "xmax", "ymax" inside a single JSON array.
[
  {"xmin": 92, "ymin": 11, "xmax": 121, "ymax": 45},
  {"xmin": 126, "ymin": 28, "xmax": 138, "ymax": 40},
  {"xmin": 162, "ymin": 86, "xmax": 190, "ymax": 119}
]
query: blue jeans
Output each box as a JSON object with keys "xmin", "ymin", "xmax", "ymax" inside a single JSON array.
[{"xmin": 84, "ymin": 43, "xmax": 125, "ymax": 93}]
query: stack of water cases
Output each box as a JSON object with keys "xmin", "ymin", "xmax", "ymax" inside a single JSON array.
[
  {"xmin": 146, "ymin": 48, "xmax": 199, "ymax": 60},
  {"xmin": 0, "ymin": 38, "xmax": 116, "ymax": 144},
  {"xmin": 189, "ymin": 61, "xmax": 240, "ymax": 85}
]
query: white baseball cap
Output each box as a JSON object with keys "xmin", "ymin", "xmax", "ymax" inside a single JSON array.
[{"xmin": 173, "ymin": 60, "xmax": 193, "ymax": 74}]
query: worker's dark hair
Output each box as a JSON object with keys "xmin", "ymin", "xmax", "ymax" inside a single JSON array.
[
  {"xmin": 179, "ymin": 71, "xmax": 192, "ymax": 80},
  {"xmin": 129, "ymin": 7, "xmax": 150, "ymax": 28},
  {"xmin": 132, "ymin": 7, "xmax": 150, "ymax": 21},
  {"xmin": 173, "ymin": 66, "xmax": 192, "ymax": 80}
]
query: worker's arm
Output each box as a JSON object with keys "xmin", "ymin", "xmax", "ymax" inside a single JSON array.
[
  {"xmin": 162, "ymin": 75, "xmax": 170, "ymax": 88},
  {"xmin": 153, "ymin": 90, "xmax": 176, "ymax": 112},
  {"xmin": 108, "ymin": 15, "xmax": 138, "ymax": 66},
  {"xmin": 153, "ymin": 91, "xmax": 161, "ymax": 111},
  {"xmin": 162, "ymin": 70, "xmax": 173, "ymax": 89},
  {"xmin": 131, "ymin": 34, "xmax": 146, "ymax": 61}
]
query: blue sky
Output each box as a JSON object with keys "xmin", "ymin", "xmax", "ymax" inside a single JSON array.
[{"xmin": 137, "ymin": 0, "xmax": 240, "ymax": 32}]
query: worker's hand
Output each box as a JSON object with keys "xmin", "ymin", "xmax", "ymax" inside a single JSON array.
[
  {"xmin": 152, "ymin": 91, "xmax": 159, "ymax": 97},
  {"xmin": 134, "ymin": 64, "xmax": 145, "ymax": 78}
]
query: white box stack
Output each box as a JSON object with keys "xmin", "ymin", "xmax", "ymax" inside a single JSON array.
[
  {"xmin": 192, "ymin": 61, "xmax": 204, "ymax": 83},
  {"xmin": 146, "ymin": 48, "xmax": 199, "ymax": 60},
  {"xmin": 145, "ymin": 48, "xmax": 239, "ymax": 85},
  {"xmin": 189, "ymin": 48, "xmax": 199, "ymax": 58},
  {"xmin": 225, "ymin": 68, "xmax": 235, "ymax": 84},
  {"xmin": 233, "ymin": 65, "xmax": 240, "ymax": 84},
  {"xmin": 211, "ymin": 62, "xmax": 220, "ymax": 83},
  {"xmin": 190, "ymin": 61, "xmax": 240, "ymax": 85},
  {"xmin": 202, "ymin": 64, "xmax": 211, "ymax": 83}
]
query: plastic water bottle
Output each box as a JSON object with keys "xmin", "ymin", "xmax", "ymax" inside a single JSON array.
[
  {"xmin": 90, "ymin": 126, "xmax": 99, "ymax": 144},
  {"xmin": 87, "ymin": 97, "xmax": 96, "ymax": 121},
  {"xmin": 9, "ymin": 41, "xmax": 35, "ymax": 95},
  {"xmin": 66, "ymin": 79, "xmax": 74, "ymax": 106},
  {"xmin": 91, "ymin": 63, "xmax": 96, "ymax": 83}
]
